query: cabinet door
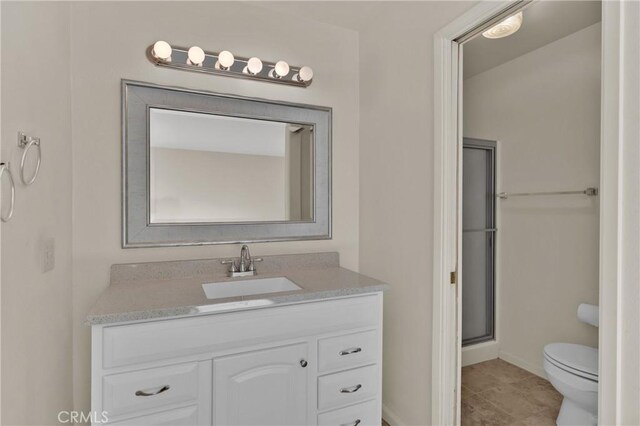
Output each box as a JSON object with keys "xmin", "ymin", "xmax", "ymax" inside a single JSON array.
[{"xmin": 213, "ymin": 343, "xmax": 308, "ymax": 426}]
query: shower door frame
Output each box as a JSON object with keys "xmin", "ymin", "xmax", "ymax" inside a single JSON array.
[
  {"xmin": 432, "ymin": 1, "xmax": 638, "ymax": 425},
  {"xmin": 461, "ymin": 138, "xmax": 496, "ymax": 347}
]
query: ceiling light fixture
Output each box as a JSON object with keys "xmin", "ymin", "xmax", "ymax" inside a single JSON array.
[{"xmin": 482, "ymin": 11, "xmax": 523, "ymax": 39}]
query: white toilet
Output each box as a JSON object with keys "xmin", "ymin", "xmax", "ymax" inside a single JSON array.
[{"xmin": 543, "ymin": 304, "xmax": 599, "ymax": 426}]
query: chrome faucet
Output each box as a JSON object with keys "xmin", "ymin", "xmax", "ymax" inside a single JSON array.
[
  {"xmin": 221, "ymin": 245, "xmax": 263, "ymax": 277},
  {"xmin": 240, "ymin": 245, "xmax": 251, "ymax": 271}
]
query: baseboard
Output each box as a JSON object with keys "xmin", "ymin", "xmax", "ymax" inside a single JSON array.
[
  {"xmin": 462, "ymin": 340, "xmax": 499, "ymax": 366},
  {"xmin": 382, "ymin": 403, "xmax": 404, "ymax": 426},
  {"xmin": 498, "ymin": 350, "xmax": 546, "ymax": 378}
]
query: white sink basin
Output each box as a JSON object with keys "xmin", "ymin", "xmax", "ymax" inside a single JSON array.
[{"xmin": 202, "ymin": 277, "xmax": 301, "ymax": 300}]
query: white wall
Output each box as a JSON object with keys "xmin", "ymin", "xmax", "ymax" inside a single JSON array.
[
  {"xmin": 463, "ymin": 23, "xmax": 601, "ymax": 375},
  {"xmin": 1, "ymin": 2, "xmax": 73, "ymax": 424},
  {"xmin": 356, "ymin": 2, "xmax": 475, "ymax": 424},
  {"xmin": 69, "ymin": 1, "xmax": 360, "ymax": 416}
]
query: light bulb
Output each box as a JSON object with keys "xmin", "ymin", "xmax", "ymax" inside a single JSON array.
[
  {"xmin": 296, "ymin": 66, "xmax": 314, "ymax": 82},
  {"xmin": 272, "ymin": 60, "xmax": 290, "ymax": 78},
  {"xmin": 244, "ymin": 57, "xmax": 263, "ymax": 75},
  {"xmin": 482, "ymin": 11, "xmax": 523, "ymax": 39},
  {"xmin": 187, "ymin": 46, "xmax": 205, "ymax": 66},
  {"xmin": 217, "ymin": 50, "xmax": 235, "ymax": 69},
  {"xmin": 152, "ymin": 41, "xmax": 172, "ymax": 61}
]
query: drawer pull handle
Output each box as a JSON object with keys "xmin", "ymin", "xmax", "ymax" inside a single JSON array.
[
  {"xmin": 135, "ymin": 385, "xmax": 170, "ymax": 397},
  {"xmin": 339, "ymin": 347, "xmax": 362, "ymax": 356},
  {"xmin": 340, "ymin": 384, "xmax": 362, "ymax": 393},
  {"xmin": 340, "ymin": 420, "xmax": 361, "ymax": 426}
]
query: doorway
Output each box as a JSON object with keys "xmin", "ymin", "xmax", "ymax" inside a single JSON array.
[
  {"xmin": 459, "ymin": 2, "xmax": 601, "ymax": 424},
  {"xmin": 429, "ymin": 0, "xmax": 634, "ymax": 424}
]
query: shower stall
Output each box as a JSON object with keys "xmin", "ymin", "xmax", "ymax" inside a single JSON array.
[{"xmin": 462, "ymin": 138, "xmax": 496, "ymax": 346}]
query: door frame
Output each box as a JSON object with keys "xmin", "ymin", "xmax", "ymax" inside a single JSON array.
[{"xmin": 432, "ymin": 1, "xmax": 638, "ymax": 424}]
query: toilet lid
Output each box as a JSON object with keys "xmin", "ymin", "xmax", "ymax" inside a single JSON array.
[{"xmin": 544, "ymin": 343, "xmax": 598, "ymax": 380}]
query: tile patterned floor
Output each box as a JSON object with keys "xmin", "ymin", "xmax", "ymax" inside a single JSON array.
[{"xmin": 461, "ymin": 358, "xmax": 563, "ymax": 426}]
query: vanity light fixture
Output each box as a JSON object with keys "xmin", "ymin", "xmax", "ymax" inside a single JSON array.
[
  {"xmin": 215, "ymin": 50, "xmax": 235, "ymax": 70},
  {"xmin": 271, "ymin": 60, "xmax": 290, "ymax": 79},
  {"xmin": 146, "ymin": 41, "xmax": 313, "ymax": 87},
  {"xmin": 244, "ymin": 57, "xmax": 263, "ymax": 75},
  {"xmin": 152, "ymin": 40, "xmax": 172, "ymax": 62},
  {"xmin": 187, "ymin": 46, "xmax": 206, "ymax": 66},
  {"xmin": 482, "ymin": 11, "xmax": 523, "ymax": 39},
  {"xmin": 295, "ymin": 66, "xmax": 314, "ymax": 83}
]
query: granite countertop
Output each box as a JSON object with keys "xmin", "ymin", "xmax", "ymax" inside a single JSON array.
[{"xmin": 87, "ymin": 252, "xmax": 389, "ymax": 325}]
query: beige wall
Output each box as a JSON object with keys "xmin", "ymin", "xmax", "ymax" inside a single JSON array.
[
  {"xmin": 356, "ymin": 2, "xmax": 475, "ymax": 424},
  {"xmin": 70, "ymin": 1, "xmax": 359, "ymax": 416},
  {"xmin": 463, "ymin": 23, "xmax": 601, "ymax": 375},
  {"xmin": 1, "ymin": 2, "xmax": 73, "ymax": 424},
  {"xmin": 150, "ymin": 148, "xmax": 287, "ymax": 222}
]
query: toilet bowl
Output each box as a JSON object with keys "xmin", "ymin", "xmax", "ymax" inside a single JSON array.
[{"xmin": 543, "ymin": 342, "xmax": 598, "ymax": 426}]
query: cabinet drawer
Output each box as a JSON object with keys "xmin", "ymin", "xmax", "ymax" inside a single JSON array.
[
  {"xmin": 318, "ymin": 400, "xmax": 379, "ymax": 426},
  {"xmin": 318, "ymin": 365, "xmax": 378, "ymax": 411},
  {"xmin": 109, "ymin": 405, "xmax": 198, "ymax": 425},
  {"xmin": 103, "ymin": 362, "xmax": 200, "ymax": 419},
  {"xmin": 102, "ymin": 295, "xmax": 380, "ymax": 368},
  {"xmin": 318, "ymin": 330, "xmax": 378, "ymax": 373}
]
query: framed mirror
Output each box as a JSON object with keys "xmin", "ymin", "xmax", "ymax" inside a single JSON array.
[{"xmin": 122, "ymin": 80, "xmax": 331, "ymax": 247}]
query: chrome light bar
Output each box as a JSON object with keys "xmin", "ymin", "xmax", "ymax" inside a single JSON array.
[{"xmin": 147, "ymin": 41, "xmax": 313, "ymax": 88}]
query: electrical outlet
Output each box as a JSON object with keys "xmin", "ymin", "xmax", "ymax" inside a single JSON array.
[{"xmin": 43, "ymin": 238, "xmax": 55, "ymax": 272}]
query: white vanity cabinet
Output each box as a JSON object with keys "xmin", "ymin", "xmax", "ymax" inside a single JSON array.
[{"xmin": 91, "ymin": 293, "xmax": 383, "ymax": 426}]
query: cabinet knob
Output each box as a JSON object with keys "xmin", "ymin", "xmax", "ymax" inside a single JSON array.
[{"xmin": 300, "ymin": 359, "xmax": 308, "ymax": 368}]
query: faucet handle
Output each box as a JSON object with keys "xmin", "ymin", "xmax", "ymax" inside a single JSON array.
[{"xmin": 221, "ymin": 259, "xmax": 238, "ymax": 272}]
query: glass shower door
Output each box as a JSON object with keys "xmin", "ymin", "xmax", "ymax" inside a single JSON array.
[{"xmin": 462, "ymin": 138, "xmax": 496, "ymax": 346}]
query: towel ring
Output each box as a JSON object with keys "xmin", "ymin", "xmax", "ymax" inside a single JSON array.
[
  {"xmin": 0, "ymin": 162, "xmax": 16, "ymax": 223},
  {"xmin": 18, "ymin": 132, "xmax": 41, "ymax": 186}
]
